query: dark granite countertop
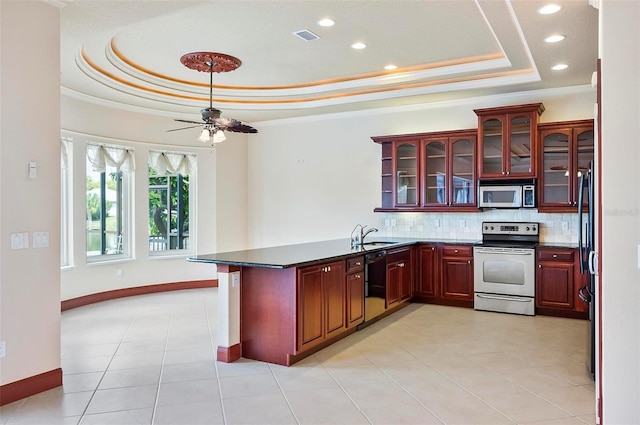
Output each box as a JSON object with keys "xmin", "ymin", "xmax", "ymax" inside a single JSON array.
[
  {"xmin": 188, "ymin": 237, "xmax": 481, "ymax": 269},
  {"xmin": 536, "ymin": 242, "xmax": 580, "ymax": 249}
]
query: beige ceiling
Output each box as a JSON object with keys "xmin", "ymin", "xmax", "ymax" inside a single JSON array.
[{"xmin": 60, "ymin": 0, "xmax": 598, "ymax": 126}]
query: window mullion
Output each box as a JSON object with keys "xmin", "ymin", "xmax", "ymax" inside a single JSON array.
[{"xmin": 100, "ymin": 172, "xmax": 107, "ymax": 255}]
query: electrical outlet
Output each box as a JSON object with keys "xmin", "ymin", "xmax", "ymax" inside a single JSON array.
[
  {"xmin": 459, "ymin": 219, "xmax": 466, "ymax": 228},
  {"xmin": 231, "ymin": 272, "xmax": 240, "ymax": 287},
  {"xmin": 0, "ymin": 341, "xmax": 6, "ymax": 358},
  {"xmin": 562, "ymin": 222, "xmax": 569, "ymax": 231},
  {"xmin": 115, "ymin": 269, "xmax": 122, "ymax": 277},
  {"xmin": 390, "ymin": 219, "xmax": 397, "ymax": 227},
  {"xmin": 384, "ymin": 219, "xmax": 390, "ymax": 227}
]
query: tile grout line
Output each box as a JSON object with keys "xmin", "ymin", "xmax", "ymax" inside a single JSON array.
[
  {"xmin": 148, "ymin": 295, "xmax": 174, "ymax": 425},
  {"xmin": 74, "ymin": 305, "xmax": 140, "ymax": 422},
  {"xmin": 203, "ymin": 289, "xmax": 227, "ymax": 425}
]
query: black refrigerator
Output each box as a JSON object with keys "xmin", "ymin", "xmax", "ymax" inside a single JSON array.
[{"xmin": 577, "ymin": 160, "xmax": 596, "ymax": 378}]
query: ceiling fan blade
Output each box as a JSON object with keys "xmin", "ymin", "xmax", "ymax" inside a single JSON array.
[
  {"xmin": 174, "ymin": 119, "xmax": 204, "ymax": 125},
  {"xmin": 214, "ymin": 117, "xmax": 258, "ymax": 133},
  {"xmin": 226, "ymin": 123, "xmax": 258, "ymax": 134},
  {"xmin": 167, "ymin": 124, "xmax": 203, "ymax": 132}
]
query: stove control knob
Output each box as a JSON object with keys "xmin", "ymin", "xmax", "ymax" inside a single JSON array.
[
  {"xmin": 532, "ymin": 226, "xmax": 537, "ymax": 232},
  {"xmin": 526, "ymin": 226, "xmax": 530, "ymax": 231},
  {"xmin": 490, "ymin": 226, "xmax": 494, "ymax": 230}
]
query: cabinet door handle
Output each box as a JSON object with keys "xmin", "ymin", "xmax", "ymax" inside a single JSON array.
[
  {"xmin": 355, "ymin": 262, "xmax": 361, "ymax": 266},
  {"xmin": 355, "ymin": 274, "xmax": 361, "ymax": 279},
  {"xmin": 327, "ymin": 266, "xmax": 331, "ymax": 272},
  {"xmin": 431, "ymin": 247, "xmax": 435, "ymax": 251},
  {"xmin": 506, "ymin": 171, "xmax": 510, "ymax": 175},
  {"xmin": 552, "ymin": 254, "xmax": 558, "ymax": 258},
  {"xmin": 539, "ymin": 264, "xmax": 542, "ymax": 268},
  {"xmin": 454, "ymin": 249, "xmax": 459, "ymax": 253},
  {"xmin": 467, "ymin": 260, "xmax": 471, "ymax": 264},
  {"xmin": 398, "ymin": 263, "xmax": 405, "ymax": 267}
]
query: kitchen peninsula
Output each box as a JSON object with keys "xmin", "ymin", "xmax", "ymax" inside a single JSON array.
[{"xmin": 188, "ymin": 237, "xmax": 478, "ymax": 366}]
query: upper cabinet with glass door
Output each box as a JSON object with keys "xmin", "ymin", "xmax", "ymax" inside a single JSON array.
[
  {"xmin": 538, "ymin": 120, "xmax": 594, "ymax": 212},
  {"xmin": 372, "ymin": 130, "xmax": 477, "ymax": 212},
  {"xmin": 422, "ymin": 131, "xmax": 477, "ymax": 210},
  {"xmin": 474, "ymin": 103, "xmax": 545, "ymax": 179}
]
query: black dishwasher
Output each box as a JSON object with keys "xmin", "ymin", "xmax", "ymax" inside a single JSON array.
[{"xmin": 363, "ymin": 250, "xmax": 387, "ymax": 325}]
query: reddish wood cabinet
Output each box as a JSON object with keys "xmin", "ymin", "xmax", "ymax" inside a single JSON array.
[
  {"xmin": 345, "ymin": 256, "xmax": 365, "ymax": 329},
  {"xmin": 440, "ymin": 245, "xmax": 474, "ymax": 306},
  {"xmin": 297, "ymin": 260, "xmax": 346, "ymax": 352},
  {"xmin": 386, "ymin": 247, "xmax": 413, "ymax": 308},
  {"xmin": 475, "ymin": 103, "xmax": 544, "ymax": 179},
  {"xmin": 372, "ymin": 130, "xmax": 478, "ymax": 212},
  {"xmin": 538, "ymin": 120, "xmax": 595, "ymax": 212},
  {"xmin": 535, "ymin": 247, "xmax": 588, "ymax": 318},
  {"xmin": 415, "ymin": 244, "xmax": 439, "ymax": 301}
]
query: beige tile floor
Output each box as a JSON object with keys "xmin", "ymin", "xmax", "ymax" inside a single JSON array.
[{"xmin": 0, "ymin": 288, "xmax": 596, "ymax": 425}]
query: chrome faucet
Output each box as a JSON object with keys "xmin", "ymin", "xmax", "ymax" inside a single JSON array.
[
  {"xmin": 351, "ymin": 224, "xmax": 379, "ymax": 248},
  {"xmin": 350, "ymin": 224, "xmax": 364, "ymax": 248},
  {"xmin": 361, "ymin": 225, "xmax": 379, "ymax": 243}
]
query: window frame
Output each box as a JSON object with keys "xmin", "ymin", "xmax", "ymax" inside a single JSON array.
[{"xmin": 85, "ymin": 144, "xmax": 133, "ymax": 263}]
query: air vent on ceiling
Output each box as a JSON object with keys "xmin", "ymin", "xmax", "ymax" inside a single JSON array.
[{"xmin": 293, "ymin": 29, "xmax": 320, "ymax": 41}]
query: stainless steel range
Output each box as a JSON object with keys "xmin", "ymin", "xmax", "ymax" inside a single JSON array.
[{"xmin": 473, "ymin": 221, "xmax": 539, "ymax": 316}]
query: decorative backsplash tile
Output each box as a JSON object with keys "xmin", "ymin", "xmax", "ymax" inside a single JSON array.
[{"xmin": 377, "ymin": 210, "xmax": 584, "ymax": 244}]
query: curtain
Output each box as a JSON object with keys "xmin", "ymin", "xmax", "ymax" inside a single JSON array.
[
  {"xmin": 87, "ymin": 144, "xmax": 135, "ymax": 173},
  {"xmin": 148, "ymin": 151, "xmax": 195, "ymax": 176}
]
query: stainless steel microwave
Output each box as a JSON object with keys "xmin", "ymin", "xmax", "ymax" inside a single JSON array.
[{"xmin": 478, "ymin": 184, "xmax": 535, "ymax": 208}]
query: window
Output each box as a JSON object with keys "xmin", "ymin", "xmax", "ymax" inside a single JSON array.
[
  {"xmin": 86, "ymin": 144, "xmax": 134, "ymax": 259},
  {"xmin": 61, "ymin": 138, "xmax": 72, "ymax": 266},
  {"xmin": 148, "ymin": 152, "xmax": 194, "ymax": 254}
]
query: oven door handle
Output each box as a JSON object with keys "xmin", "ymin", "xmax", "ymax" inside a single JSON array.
[
  {"xmin": 475, "ymin": 294, "xmax": 533, "ymax": 302},
  {"xmin": 474, "ymin": 249, "xmax": 533, "ymax": 255}
]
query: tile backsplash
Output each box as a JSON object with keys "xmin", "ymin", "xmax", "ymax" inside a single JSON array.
[{"xmin": 377, "ymin": 210, "xmax": 584, "ymax": 244}]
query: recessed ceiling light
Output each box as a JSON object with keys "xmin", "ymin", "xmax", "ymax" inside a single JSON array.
[
  {"xmin": 552, "ymin": 63, "xmax": 569, "ymax": 71},
  {"xmin": 318, "ymin": 18, "xmax": 335, "ymax": 27},
  {"xmin": 538, "ymin": 4, "xmax": 562, "ymax": 14},
  {"xmin": 544, "ymin": 34, "xmax": 566, "ymax": 43},
  {"xmin": 351, "ymin": 42, "xmax": 367, "ymax": 50},
  {"xmin": 384, "ymin": 64, "xmax": 398, "ymax": 70}
]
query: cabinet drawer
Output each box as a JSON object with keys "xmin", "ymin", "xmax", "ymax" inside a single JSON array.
[
  {"xmin": 346, "ymin": 256, "xmax": 364, "ymax": 274},
  {"xmin": 537, "ymin": 248, "xmax": 574, "ymax": 262},
  {"xmin": 387, "ymin": 248, "xmax": 411, "ymax": 265},
  {"xmin": 441, "ymin": 246, "xmax": 472, "ymax": 257}
]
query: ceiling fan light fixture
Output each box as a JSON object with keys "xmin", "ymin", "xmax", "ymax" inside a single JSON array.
[
  {"xmin": 212, "ymin": 129, "xmax": 227, "ymax": 144},
  {"xmin": 197, "ymin": 128, "xmax": 211, "ymax": 143}
]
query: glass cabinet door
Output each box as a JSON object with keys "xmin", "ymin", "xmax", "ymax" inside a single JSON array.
[
  {"xmin": 481, "ymin": 117, "xmax": 503, "ymax": 175},
  {"xmin": 541, "ymin": 130, "xmax": 571, "ymax": 205},
  {"xmin": 423, "ymin": 140, "xmax": 447, "ymax": 205},
  {"xmin": 394, "ymin": 142, "xmax": 418, "ymax": 206},
  {"xmin": 508, "ymin": 114, "xmax": 534, "ymax": 176},
  {"xmin": 451, "ymin": 137, "xmax": 475, "ymax": 205},
  {"xmin": 576, "ymin": 128, "xmax": 594, "ymax": 208}
]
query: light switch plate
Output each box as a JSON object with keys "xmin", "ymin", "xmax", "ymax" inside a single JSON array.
[
  {"xmin": 231, "ymin": 271, "xmax": 240, "ymax": 287},
  {"xmin": 0, "ymin": 341, "xmax": 6, "ymax": 358}
]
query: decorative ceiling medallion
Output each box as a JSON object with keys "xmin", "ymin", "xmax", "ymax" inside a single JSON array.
[{"xmin": 179, "ymin": 52, "xmax": 242, "ymax": 73}]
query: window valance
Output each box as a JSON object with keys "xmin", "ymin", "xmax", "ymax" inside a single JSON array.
[
  {"xmin": 148, "ymin": 151, "xmax": 195, "ymax": 176},
  {"xmin": 87, "ymin": 143, "xmax": 135, "ymax": 173}
]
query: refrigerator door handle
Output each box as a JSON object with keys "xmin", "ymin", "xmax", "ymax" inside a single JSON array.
[
  {"xmin": 577, "ymin": 173, "xmax": 586, "ymax": 274},
  {"xmin": 578, "ymin": 284, "xmax": 592, "ymax": 303},
  {"xmin": 589, "ymin": 250, "xmax": 598, "ymax": 276}
]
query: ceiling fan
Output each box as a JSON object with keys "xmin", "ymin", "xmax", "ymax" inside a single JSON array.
[{"xmin": 168, "ymin": 52, "xmax": 257, "ymax": 144}]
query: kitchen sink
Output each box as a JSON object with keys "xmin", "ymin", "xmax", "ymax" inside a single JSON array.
[{"xmin": 363, "ymin": 241, "xmax": 399, "ymax": 246}]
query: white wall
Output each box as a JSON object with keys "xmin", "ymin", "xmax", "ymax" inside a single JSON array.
[
  {"xmin": 248, "ymin": 88, "xmax": 595, "ymax": 248},
  {"xmin": 0, "ymin": 1, "xmax": 62, "ymax": 386},
  {"xmin": 60, "ymin": 96, "xmax": 248, "ymax": 300},
  {"xmin": 599, "ymin": 0, "xmax": 640, "ymax": 422}
]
